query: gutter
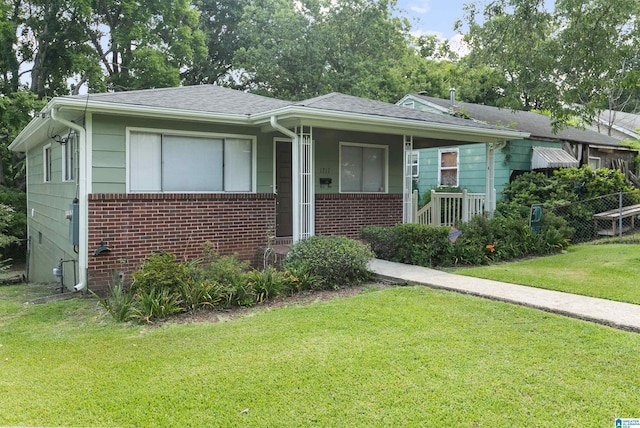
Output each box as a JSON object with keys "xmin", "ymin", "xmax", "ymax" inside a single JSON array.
[
  {"xmin": 50, "ymin": 107, "xmax": 87, "ymax": 292},
  {"xmin": 255, "ymin": 106, "xmax": 529, "ymax": 141}
]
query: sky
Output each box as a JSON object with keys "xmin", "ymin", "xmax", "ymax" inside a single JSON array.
[{"xmin": 396, "ymin": 0, "xmax": 469, "ymax": 45}]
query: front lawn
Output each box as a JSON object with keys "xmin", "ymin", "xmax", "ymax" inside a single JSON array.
[
  {"xmin": 1, "ymin": 283, "xmax": 639, "ymax": 427},
  {"xmin": 452, "ymin": 244, "xmax": 640, "ymax": 304}
]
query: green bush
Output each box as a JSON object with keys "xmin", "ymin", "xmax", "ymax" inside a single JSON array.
[
  {"xmin": 360, "ymin": 225, "xmax": 398, "ymax": 260},
  {"xmin": 191, "ymin": 251, "xmax": 253, "ymax": 307},
  {"xmin": 392, "ymin": 224, "xmax": 453, "ymax": 267},
  {"xmin": 0, "ymin": 187, "xmax": 26, "ymax": 260},
  {"xmin": 131, "ymin": 252, "xmax": 190, "ymax": 295},
  {"xmin": 134, "ymin": 288, "xmax": 183, "ymax": 323},
  {"xmin": 283, "ymin": 235, "xmax": 374, "ymax": 289},
  {"xmin": 360, "ymin": 214, "xmax": 569, "ymax": 268},
  {"xmin": 93, "ymin": 282, "xmax": 137, "ymax": 322}
]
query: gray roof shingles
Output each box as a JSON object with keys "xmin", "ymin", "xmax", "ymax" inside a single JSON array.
[
  {"xmin": 64, "ymin": 85, "xmax": 293, "ymax": 116},
  {"xmin": 64, "ymin": 86, "xmax": 519, "ymax": 133},
  {"xmin": 413, "ymin": 94, "xmax": 624, "ymax": 147},
  {"xmin": 295, "ymin": 92, "xmax": 512, "ymax": 131}
]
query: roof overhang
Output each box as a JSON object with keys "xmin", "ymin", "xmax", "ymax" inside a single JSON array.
[
  {"xmin": 253, "ymin": 106, "xmax": 528, "ymax": 144},
  {"xmin": 10, "ymin": 96, "xmax": 530, "ymax": 152},
  {"xmin": 531, "ymin": 146, "xmax": 579, "ymax": 169}
]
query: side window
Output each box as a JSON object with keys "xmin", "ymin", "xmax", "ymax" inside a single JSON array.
[
  {"xmin": 43, "ymin": 144, "xmax": 52, "ymax": 182},
  {"xmin": 438, "ymin": 148, "xmax": 458, "ymax": 187},
  {"xmin": 411, "ymin": 152, "xmax": 419, "ymax": 178}
]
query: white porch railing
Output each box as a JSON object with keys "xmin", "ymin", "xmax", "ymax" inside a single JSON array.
[{"xmin": 412, "ymin": 189, "xmax": 488, "ymax": 226}]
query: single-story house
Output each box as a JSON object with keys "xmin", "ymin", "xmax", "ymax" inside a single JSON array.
[
  {"xmin": 10, "ymin": 85, "xmax": 527, "ymax": 292},
  {"xmin": 397, "ymin": 92, "xmax": 639, "ymax": 200}
]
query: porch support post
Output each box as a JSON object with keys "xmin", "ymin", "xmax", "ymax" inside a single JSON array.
[
  {"xmin": 403, "ymin": 135, "xmax": 413, "ymax": 223},
  {"xmin": 297, "ymin": 126, "xmax": 314, "ymax": 241}
]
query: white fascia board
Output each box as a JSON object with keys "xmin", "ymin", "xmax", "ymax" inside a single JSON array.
[
  {"xmin": 252, "ymin": 106, "xmax": 529, "ymax": 141},
  {"xmin": 8, "ymin": 99, "xmax": 57, "ymax": 152}
]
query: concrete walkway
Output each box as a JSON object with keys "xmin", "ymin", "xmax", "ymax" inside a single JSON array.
[{"xmin": 369, "ymin": 258, "xmax": 640, "ymax": 333}]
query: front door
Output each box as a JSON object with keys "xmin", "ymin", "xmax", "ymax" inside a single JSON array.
[{"xmin": 276, "ymin": 140, "xmax": 293, "ymax": 237}]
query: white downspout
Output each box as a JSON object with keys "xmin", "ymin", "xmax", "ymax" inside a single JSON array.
[
  {"xmin": 270, "ymin": 116, "xmax": 300, "ymax": 243},
  {"xmin": 50, "ymin": 107, "xmax": 87, "ymax": 292}
]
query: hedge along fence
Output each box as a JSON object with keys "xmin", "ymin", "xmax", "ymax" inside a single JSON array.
[{"xmin": 360, "ymin": 214, "xmax": 570, "ymax": 268}]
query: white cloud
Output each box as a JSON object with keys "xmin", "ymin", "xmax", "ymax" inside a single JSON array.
[{"xmin": 409, "ymin": 1, "xmax": 430, "ymax": 15}]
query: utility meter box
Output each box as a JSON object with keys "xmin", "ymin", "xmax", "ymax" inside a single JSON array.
[{"xmin": 68, "ymin": 201, "xmax": 79, "ymax": 245}]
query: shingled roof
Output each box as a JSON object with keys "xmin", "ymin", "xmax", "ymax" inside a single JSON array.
[
  {"xmin": 64, "ymin": 86, "xmax": 517, "ymax": 133},
  {"xmin": 62, "ymin": 85, "xmax": 294, "ymax": 116},
  {"xmin": 293, "ymin": 92, "xmax": 512, "ymax": 132},
  {"xmin": 411, "ymin": 94, "xmax": 624, "ymax": 148}
]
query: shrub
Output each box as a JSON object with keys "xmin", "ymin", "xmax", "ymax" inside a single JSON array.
[
  {"xmin": 191, "ymin": 251, "xmax": 253, "ymax": 307},
  {"xmin": 133, "ymin": 288, "xmax": 183, "ymax": 323},
  {"xmin": 131, "ymin": 252, "xmax": 190, "ymax": 295},
  {"xmin": 283, "ymin": 265, "xmax": 321, "ymax": 294},
  {"xmin": 177, "ymin": 280, "xmax": 219, "ymax": 312},
  {"xmin": 392, "ymin": 224, "xmax": 452, "ymax": 267},
  {"xmin": 283, "ymin": 235, "xmax": 374, "ymax": 289},
  {"xmin": 0, "ymin": 187, "xmax": 26, "ymax": 260},
  {"xmin": 247, "ymin": 267, "xmax": 297, "ymax": 303},
  {"xmin": 93, "ymin": 282, "xmax": 137, "ymax": 322},
  {"xmin": 360, "ymin": 225, "xmax": 398, "ymax": 260}
]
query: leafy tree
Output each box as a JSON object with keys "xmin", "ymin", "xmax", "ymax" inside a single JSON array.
[
  {"xmin": 84, "ymin": 0, "xmax": 207, "ymax": 91},
  {"xmin": 457, "ymin": 0, "xmax": 556, "ymax": 111},
  {"xmin": 0, "ymin": 90, "xmax": 44, "ymax": 188},
  {"xmin": 186, "ymin": 0, "xmax": 248, "ymax": 85},
  {"xmin": 552, "ymin": 0, "xmax": 640, "ymax": 124},
  {"xmin": 233, "ymin": 0, "xmax": 414, "ymax": 102}
]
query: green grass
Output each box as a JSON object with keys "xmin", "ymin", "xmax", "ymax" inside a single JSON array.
[
  {"xmin": 1, "ymin": 283, "xmax": 639, "ymax": 427},
  {"xmin": 452, "ymin": 244, "xmax": 640, "ymax": 304}
]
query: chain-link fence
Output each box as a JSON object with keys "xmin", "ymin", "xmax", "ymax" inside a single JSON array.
[{"xmin": 550, "ymin": 192, "xmax": 640, "ymax": 244}]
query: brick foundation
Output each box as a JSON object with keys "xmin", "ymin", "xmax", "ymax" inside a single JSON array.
[
  {"xmin": 87, "ymin": 193, "xmax": 276, "ymax": 290},
  {"xmin": 315, "ymin": 194, "xmax": 403, "ymax": 238}
]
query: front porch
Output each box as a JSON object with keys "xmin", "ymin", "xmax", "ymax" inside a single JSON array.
[{"xmin": 412, "ymin": 189, "xmax": 489, "ymax": 226}]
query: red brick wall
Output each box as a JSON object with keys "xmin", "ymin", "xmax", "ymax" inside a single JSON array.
[
  {"xmin": 315, "ymin": 194, "xmax": 403, "ymax": 238},
  {"xmin": 87, "ymin": 193, "xmax": 276, "ymax": 290}
]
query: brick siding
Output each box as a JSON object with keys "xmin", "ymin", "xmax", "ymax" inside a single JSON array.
[
  {"xmin": 87, "ymin": 193, "xmax": 276, "ymax": 290},
  {"xmin": 315, "ymin": 194, "xmax": 403, "ymax": 238}
]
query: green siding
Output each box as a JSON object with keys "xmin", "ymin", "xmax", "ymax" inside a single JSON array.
[
  {"xmin": 26, "ymin": 141, "xmax": 79, "ymax": 285},
  {"xmin": 416, "ymin": 139, "xmax": 563, "ymax": 201},
  {"xmin": 313, "ymin": 129, "xmax": 404, "ymax": 194},
  {"xmin": 90, "ymin": 116, "xmax": 406, "ymax": 196},
  {"xmin": 90, "ymin": 114, "xmax": 279, "ymax": 193}
]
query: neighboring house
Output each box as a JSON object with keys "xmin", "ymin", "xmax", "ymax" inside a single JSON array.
[
  {"xmin": 10, "ymin": 85, "xmax": 527, "ymax": 291},
  {"xmin": 397, "ymin": 93, "xmax": 639, "ymax": 201},
  {"xmin": 590, "ymin": 109, "xmax": 640, "ymax": 141}
]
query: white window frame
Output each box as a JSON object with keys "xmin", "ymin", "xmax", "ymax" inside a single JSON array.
[
  {"xmin": 339, "ymin": 142, "xmax": 388, "ymax": 193},
  {"xmin": 62, "ymin": 133, "xmax": 76, "ymax": 182},
  {"xmin": 43, "ymin": 143, "xmax": 52, "ymax": 183},
  {"xmin": 588, "ymin": 156, "xmax": 601, "ymax": 169},
  {"xmin": 125, "ymin": 127, "xmax": 257, "ymax": 193},
  {"xmin": 438, "ymin": 147, "xmax": 459, "ymax": 187},
  {"xmin": 410, "ymin": 151, "xmax": 419, "ymax": 178}
]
